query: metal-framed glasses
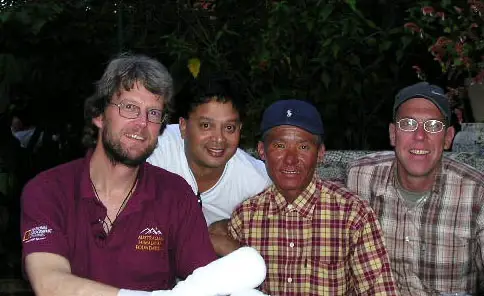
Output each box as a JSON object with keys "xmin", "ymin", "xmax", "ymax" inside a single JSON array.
[
  {"xmin": 109, "ymin": 101, "xmax": 165, "ymax": 124},
  {"xmin": 396, "ymin": 118, "xmax": 446, "ymax": 134}
]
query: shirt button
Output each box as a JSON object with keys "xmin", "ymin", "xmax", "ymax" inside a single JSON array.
[
  {"xmin": 287, "ymin": 204, "xmax": 294, "ymax": 210},
  {"xmin": 405, "ymin": 236, "xmax": 409, "ymax": 242},
  {"xmin": 287, "ymin": 277, "xmax": 293, "ymax": 283},
  {"xmin": 289, "ymin": 242, "xmax": 295, "ymax": 248}
]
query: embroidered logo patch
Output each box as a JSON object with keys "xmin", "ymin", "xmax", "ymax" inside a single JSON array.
[
  {"xmin": 23, "ymin": 225, "xmax": 53, "ymax": 243},
  {"xmin": 286, "ymin": 109, "xmax": 293, "ymax": 117},
  {"xmin": 135, "ymin": 227, "xmax": 164, "ymax": 252}
]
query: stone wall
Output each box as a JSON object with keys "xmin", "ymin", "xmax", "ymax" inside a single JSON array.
[{"xmin": 319, "ymin": 151, "xmax": 484, "ymax": 181}]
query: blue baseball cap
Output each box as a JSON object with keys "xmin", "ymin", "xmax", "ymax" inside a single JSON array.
[
  {"xmin": 394, "ymin": 82, "xmax": 451, "ymax": 123},
  {"xmin": 260, "ymin": 99, "xmax": 324, "ymax": 135}
]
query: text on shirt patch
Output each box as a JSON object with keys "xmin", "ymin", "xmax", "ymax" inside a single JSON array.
[
  {"xmin": 135, "ymin": 227, "xmax": 164, "ymax": 252},
  {"xmin": 23, "ymin": 225, "xmax": 53, "ymax": 243}
]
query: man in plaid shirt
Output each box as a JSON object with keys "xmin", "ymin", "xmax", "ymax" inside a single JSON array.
[
  {"xmin": 346, "ymin": 82, "xmax": 484, "ymax": 295},
  {"xmin": 228, "ymin": 99, "xmax": 397, "ymax": 296}
]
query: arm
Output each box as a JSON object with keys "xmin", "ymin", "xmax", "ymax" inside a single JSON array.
[
  {"xmin": 26, "ymin": 252, "xmax": 120, "ymax": 296},
  {"xmin": 350, "ymin": 211, "xmax": 398, "ymax": 296},
  {"xmin": 208, "ymin": 219, "xmax": 241, "ymax": 256}
]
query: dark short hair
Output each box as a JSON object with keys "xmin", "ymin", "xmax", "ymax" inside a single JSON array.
[
  {"xmin": 82, "ymin": 53, "xmax": 173, "ymax": 148},
  {"xmin": 177, "ymin": 75, "xmax": 245, "ymax": 120}
]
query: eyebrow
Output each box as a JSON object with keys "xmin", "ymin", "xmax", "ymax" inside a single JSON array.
[{"xmin": 195, "ymin": 116, "xmax": 241, "ymax": 123}]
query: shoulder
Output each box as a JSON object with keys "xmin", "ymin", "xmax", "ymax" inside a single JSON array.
[
  {"xmin": 233, "ymin": 186, "xmax": 272, "ymax": 214},
  {"xmin": 143, "ymin": 162, "xmax": 192, "ymax": 191},
  {"xmin": 147, "ymin": 124, "xmax": 184, "ymax": 166},
  {"xmin": 347, "ymin": 151, "xmax": 395, "ymax": 171},
  {"xmin": 24, "ymin": 157, "xmax": 84, "ymax": 191},
  {"xmin": 442, "ymin": 156, "xmax": 484, "ymax": 186},
  {"xmin": 317, "ymin": 179, "xmax": 377, "ymax": 226},
  {"xmin": 230, "ymin": 148, "xmax": 269, "ymax": 178}
]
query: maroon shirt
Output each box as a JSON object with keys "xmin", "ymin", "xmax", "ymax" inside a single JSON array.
[{"xmin": 21, "ymin": 153, "xmax": 217, "ymax": 290}]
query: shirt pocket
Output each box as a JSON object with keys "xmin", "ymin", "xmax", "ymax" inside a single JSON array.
[{"xmin": 306, "ymin": 258, "xmax": 348, "ymax": 293}]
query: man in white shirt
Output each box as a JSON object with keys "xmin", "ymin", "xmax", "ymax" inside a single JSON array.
[{"xmin": 148, "ymin": 78, "xmax": 271, "ymax": 255}]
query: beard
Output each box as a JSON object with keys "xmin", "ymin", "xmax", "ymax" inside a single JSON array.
[{"xmin": 102, "ymin": 126, "xmax": 157, "ymax": 168}]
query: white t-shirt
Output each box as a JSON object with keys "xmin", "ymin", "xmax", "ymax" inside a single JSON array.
[{"xmin": 147, "ymin": 124, "xmax": 272, "ymax": 225}]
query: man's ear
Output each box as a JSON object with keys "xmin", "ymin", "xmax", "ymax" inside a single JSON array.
[
  {"xmin": 389, "ymin": 123, "xmax": 396, "ymax": 147},
  {"xmin": 317, "ymin": 144, "xmax": 326, "ymax": 163},
  {"xmin": 444, "ymin": 126, "xmax": 455, "ymax": 150},
  {"xmin": 179, "ymin": 117, "xmax": 187, "ymax": 139},
  {"xmin": 93, "ymin": 114, "xmax": 104, "ymax": 129},
  {"xmin": 257, "ymin": 141, "xmax": 266, "ymax": 161}
]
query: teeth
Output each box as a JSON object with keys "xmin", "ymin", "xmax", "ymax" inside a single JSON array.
[
  {"xmin": 282, "ymin": 170, "xmax": 298, "ymax": 174},
  {"xmin": 410, "ymin": 149, "xmax": 429, "ymax": 155},
  {"xmin": 126, "ymin": 134, "xmax": 144, "ymax": 140},
  {"xmin": 208, "ymin": 148, "xmax": 224, "ymax": 152}
]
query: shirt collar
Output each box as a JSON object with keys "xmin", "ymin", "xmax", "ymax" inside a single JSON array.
[
  {"xmin": 268, "ymin": 175, "xmax": 319, "ymax": 219},
  {"xmin": 387, "ymin": 158, "xmax": 445, "ymax": 197},
  {"xmin": 79, "ymin": 150, "xmax": 152, "ymax": 206}
]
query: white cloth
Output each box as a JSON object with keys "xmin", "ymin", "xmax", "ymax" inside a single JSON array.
[
  {"xmin": 147, "ymin": 124, "xmax": 272, "ymax": 225},
  {"xmin": 150, "ymin": 247, "xmax": 267, "ymax": 296},
  {"xmin": 119, "ymin": 247, "xmax": 269, "ymax": 296}
]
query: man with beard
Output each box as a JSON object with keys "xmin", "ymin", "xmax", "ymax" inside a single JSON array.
[
  {"xmin": 147, "ymin": 77, "xmax": 271, "ymax": 255},
  {"xmin": 346, "ymin": 82, "xmax": 484, "ymax": 295},
  {"xmin": 20, "ymin": 54, "xmax": 217, "ymax": 296}
]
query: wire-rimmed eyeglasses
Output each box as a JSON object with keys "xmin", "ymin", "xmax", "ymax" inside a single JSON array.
[
  {"xmin": 108, "ymin": 101, "xmax": 166, "ymax": 124},
  {"xmin": 396, "ymin": 118, "xmax": 446, "ymax": 134}
]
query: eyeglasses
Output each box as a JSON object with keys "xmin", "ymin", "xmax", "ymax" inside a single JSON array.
[
  {"xmin": 396, "ymin": 118, "xmax": 446, "ymax": 134},
  {"xmin": 108, "ymin": 101, "xmax": 166, "ymax": 124}
]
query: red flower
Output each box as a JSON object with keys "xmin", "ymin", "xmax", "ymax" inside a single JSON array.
[
  {"xmin": 422, "ymin": 6, "xmax": 435, "ymax": 16},
  {"xmin": 435, "ymin": 11, "xmax": 446, "ymax": 20},
  {"xmin": 404, "ymin": 22, "xmax": 421, "ymax": 34},
  {"xmin": 436, "ymin": 36, "xmax": 452, "ymax": 46}
]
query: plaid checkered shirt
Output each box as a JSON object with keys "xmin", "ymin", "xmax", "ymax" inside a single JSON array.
[
  {"xmin": 346, "ymin": 151, "xmax": 484, "ymax": 295},
  {"xmin": 228, "ymin": 175, "xmax": 397, "ymax": 296}
]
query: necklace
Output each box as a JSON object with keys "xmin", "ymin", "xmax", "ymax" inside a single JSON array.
[{"xmin": 91, "ymin": 172, "xmax": 138, "ymax": 232}]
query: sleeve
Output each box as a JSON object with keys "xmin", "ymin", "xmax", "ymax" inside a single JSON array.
[
  {"xmin": 172, "ymin": 185, "xmax": 217, "ymax": 278},
  {"xmin": 350, "ymin": 209, "xmax": 398, "ymax": 295},
  {"xmin": 227, "ymin": 204, "xmax": 245, "ymax": 243},
  {"xmin": 21, "ymin": 176, "xmax": 70, "ymax": 260}
]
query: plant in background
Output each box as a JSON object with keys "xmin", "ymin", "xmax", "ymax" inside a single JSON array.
[
  {"xmin": 163, "ymin": 0, "xmax": 409, "ymax": 149},
  {"xmin": 404, "ymin": 0, "xmax": 484, "ymax": 120}
]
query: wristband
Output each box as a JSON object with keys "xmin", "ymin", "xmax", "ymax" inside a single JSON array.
[{"xmin": 118, "ymin": 289, "xmax": 151, "ymax": 296}]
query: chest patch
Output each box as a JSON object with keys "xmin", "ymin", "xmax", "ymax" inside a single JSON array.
[{"xmin": 135, "ymin": 227, "xmax": 164, "ymax": 252}]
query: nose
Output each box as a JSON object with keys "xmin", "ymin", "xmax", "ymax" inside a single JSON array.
[
  {"xmin": 283, "ymin": 148, "xmax": 298, "ymax": 165},
  {"xmin": 413, "ymin": 124, "xmax": 426, "ymax": 140},
  {"xmin": 212, "ymin": 127, "xmax": 225, "ymax": 143},
  {"xmin": 134, "ymin": 111, "xmax": 148, "ymax": 127}
]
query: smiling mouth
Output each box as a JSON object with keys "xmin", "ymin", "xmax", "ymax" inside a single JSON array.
[
  {"xmin": 409, "ymin": 149, "xmax": 429, "ymax": 155},
  {"xmin": 207, "ymin": 148, "xmax": 225, "ymax": 156},
  {"xmin": 125, "ymin": 133, "xmax": 145, "ymax": 141},
  {"xmin": 281, "ymin": 169, "xmax": 299, "ymax": 175}
]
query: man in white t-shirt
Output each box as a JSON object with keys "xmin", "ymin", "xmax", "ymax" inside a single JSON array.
[{"xmin": 147, "ymin": 78, "xmax": 271, "ymax": 255}]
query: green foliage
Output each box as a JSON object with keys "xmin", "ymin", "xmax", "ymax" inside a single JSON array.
[
  {"xmin": 161, "ymin": 0, "xmax": 407, "ymax": 148},
  {"xmin": 0, "ymin": 0, "xmax": 415, "ymax": 149}
]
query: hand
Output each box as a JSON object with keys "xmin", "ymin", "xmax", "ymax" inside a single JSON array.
[{"xmin": 208, "ymin": 219, "xmax": 230, "ymax": 236}]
